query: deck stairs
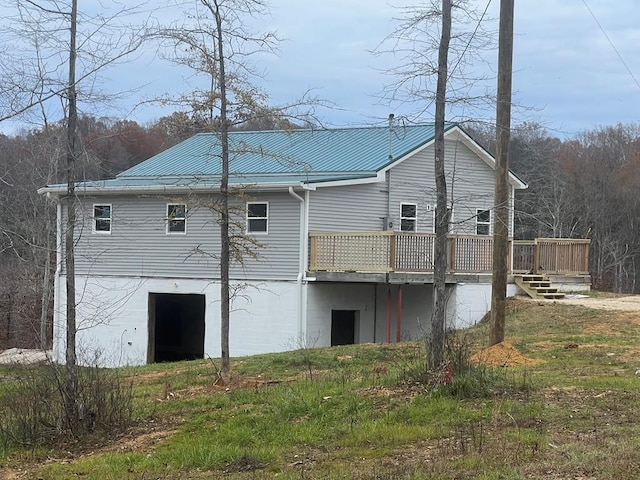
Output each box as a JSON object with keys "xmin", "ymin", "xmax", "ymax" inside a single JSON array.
[{"xmin": 514, "ymin": 274, "xmax": 565, "ymax": 300}]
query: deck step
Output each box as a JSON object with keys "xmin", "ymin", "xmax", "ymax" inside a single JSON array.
[
  {"xmin": 542, "ymin": 292, "xmax": 566, "ymax": 299},
  {"xmin": 520, "ymin": 274, "xmax": 545, "ymax": 281},
  {"xmin": 514, "ymin": 274, "xmax": 565, "ymax": 300},
  {"xmin": 533, "ymin": 287, "xmax": 558, "ymax": 293}
]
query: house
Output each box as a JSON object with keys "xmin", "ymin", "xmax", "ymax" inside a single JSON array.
[{"xmin": 40, "ymin": 122, "xmax": 578, "ymax": 367}]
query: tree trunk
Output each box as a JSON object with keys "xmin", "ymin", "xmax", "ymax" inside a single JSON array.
[
  {"xmin": 430, "ymin": 0, "xmax": 451, "ymax": 369},
  {"xmin": 214, "ymin": 0, "xmax": 231, "ymax": 382},
  {"xmin": 64, "ymin": 0, "xmax": 79, "ymax": 429},
  {"xmin": 490, "ymin": 0, "xmax": 514, "ymax": 346}
]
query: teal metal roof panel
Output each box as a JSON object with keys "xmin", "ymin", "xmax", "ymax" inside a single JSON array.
[{"xmin": 118, "ymin": 124, "xmax": 445, "ymax": 179}]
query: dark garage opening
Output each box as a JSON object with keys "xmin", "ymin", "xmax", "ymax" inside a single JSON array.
[
  {"xmin": 331, "ymin": 310, "xmax": 358, "ymax": 346},
  {"xmin": 148, "ymin": 293, "xmax": 205, "ymax": 363}
]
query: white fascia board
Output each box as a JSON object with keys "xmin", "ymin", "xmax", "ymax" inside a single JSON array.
[
  {"xmin": 307, "ymin": 173, "xmax": 383, "ymax": 189},
  {"xmin": 38, "ymin": 181, "xmax": 305, "ymax": 200}
]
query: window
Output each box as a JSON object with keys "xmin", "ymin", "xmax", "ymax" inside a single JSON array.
[
  {"xmin": 167, "ymin": 204, "xmax": 186, "ymax": 234},
  {"xmin": 476, "ymin": 209, "xmax": 491, "ymax": 235},
  {"xmin": 93, "ymin": 204, "xmax": 112, "ymax": 234},
  {"xmin": 400, "ymin": 203, "xmax": 417, "ymax": 232},
  {"xmin": 247, "ymin": 202, "xmax": 268, "ymax": 234}
]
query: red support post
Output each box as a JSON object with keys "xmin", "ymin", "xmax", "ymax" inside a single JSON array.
[
  {"xmin": 386, "ymin": 289, "xmax": 392, "ymax": 343},
  {"xmin": 396, "ymin": 286, "xmax": 402, "ymax": 343}
]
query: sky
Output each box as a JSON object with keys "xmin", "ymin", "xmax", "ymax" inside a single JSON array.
[{"xmin": 2, "ymin": 0, "xmax": 639, "ymax": 139}]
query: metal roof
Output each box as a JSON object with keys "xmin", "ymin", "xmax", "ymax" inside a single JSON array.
[
  {"xmin": 39, "ymin": 123, "xmax": 528, "ymax": 196},
  {"xmin": 118, "ymin": 123, "xmax": 443, "ymax": 179}
]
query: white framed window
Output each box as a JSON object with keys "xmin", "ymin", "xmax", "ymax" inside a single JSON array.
[
  {"xmin": 167, "ymin": 204, "xmax": 187, "ymax": 234},
  {"xmin": 247, "ymin": 202, "xmax": 268, "ymax": 234},
  {"xmin": 400, "ymin": 203, "xmax": 417, "ymax": 232},
  {"xmin": 476, "ymin": 209, "xmax": 492, "ymax": 235},
  {"xmin": 93, "ymin": 204, "xmax": 112, "ymax": 234}
]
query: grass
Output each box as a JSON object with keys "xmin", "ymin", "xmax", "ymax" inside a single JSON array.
[{"xmin": 2, "ymin": 297, "xmax": 640, "ymax": 479}]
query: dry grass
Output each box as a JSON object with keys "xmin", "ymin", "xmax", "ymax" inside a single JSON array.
[{"xmin": 3, "ymin": 296, "xmax": 640, "ymax": 479}]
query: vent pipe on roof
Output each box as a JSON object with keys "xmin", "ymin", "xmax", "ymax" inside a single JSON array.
[{"xmin": 388, "ymin": 113, "xmax": 395, "ymax": 161}]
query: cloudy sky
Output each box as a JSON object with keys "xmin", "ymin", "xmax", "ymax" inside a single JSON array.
[{"xmin": 3, "ymin": 0, "xmax": 639, "ymax": 138}]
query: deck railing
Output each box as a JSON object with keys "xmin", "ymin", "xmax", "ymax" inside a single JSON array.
[
  {"xmin": 513, "ymin": 238, "xmax": 590, "ymax": 275},
  {"xmin": 309, "ymin": 231, "xmax": 393, "ymax": 272},
  {"xmin": 309, "ymin": 232, "xmax": 590, "ymax": 275}
]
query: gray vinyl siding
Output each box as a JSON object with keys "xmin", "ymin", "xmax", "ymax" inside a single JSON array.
[
  {"xmin": 308, "ymin": 182, "xmax": 388, "ymax": 232},
  {"xmin": 66, "ymin": 192, "xmax": 301, "ymax": 280},
  {"xmin": 389, "ymin": 138, "xmax": 507, "ymax": 235}
]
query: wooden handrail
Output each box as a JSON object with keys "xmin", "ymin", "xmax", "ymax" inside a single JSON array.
[{"xmin": 307, "ymin": 232, "xmax": 590, "ymax": 276}]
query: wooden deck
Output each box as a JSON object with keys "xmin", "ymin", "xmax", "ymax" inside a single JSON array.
[{"xmin": 309, "ymin": 232, "xmax": 590, "ymax": 276}]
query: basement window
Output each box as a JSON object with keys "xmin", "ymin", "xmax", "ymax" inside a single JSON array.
[
  {"xmin": 93, "ymin": 204, "xmax": 112, "ymax": 234},
  {"xmin": 167, "ymin": 204, "xmax": 187, "ymax": 234},
  {"xmin": 247, "ymin": 202, "xmax": 268, "ymax": 234}
]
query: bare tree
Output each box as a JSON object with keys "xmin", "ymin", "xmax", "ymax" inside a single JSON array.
[
  {"xmin": 0, "ymin": 0, "xmax": 149, "ymax": 431},
  {"xmin": 376, "ymin": 0, "xmax": 494, "ymax": 120},
  {"xmin": 430, "ymin": 0, "xmax": 451, "ymax": 369},
  {"xmin": 156, "ymin": 0, "xmax": 281, "ymax": 381},
  {"xmin": 0, "ymin": 0, "xmax": 148, "ymax": 125},
  {"xmin": 63, "ymin": 0, "xmax": 79, "ymax": 425},
  {"xmin": 560, "ymin": 124, "xmax": 640, "ymax": 293},
  {"xmin": 377, "ymin": 0, "xmax": 493, "ymax": 367}
]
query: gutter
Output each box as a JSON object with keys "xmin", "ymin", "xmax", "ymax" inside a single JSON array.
[
  {"xmin": 37, "ymin": 181, "xmax": 311, "ymax": 198},
  {"xmin": 288, "ymin": 186, "xmax": 308, "ymax": 346}
]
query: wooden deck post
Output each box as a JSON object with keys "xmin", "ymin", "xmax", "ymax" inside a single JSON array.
[
  {"xmin": 309, "ymin": 235, "xmax": 317, "ymax": 271},
  {"xmin": 389, "ymin": 234, "xmax": 396, "ymax": 271},
  {"xmin": 449, "ymin": 236, "xmax": 456, "ymax": 272}
]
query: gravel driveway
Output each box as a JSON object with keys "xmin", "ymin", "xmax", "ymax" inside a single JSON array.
[{"xmin": 541, "ymin": 294, "xmax": 640, "ymax": 311}]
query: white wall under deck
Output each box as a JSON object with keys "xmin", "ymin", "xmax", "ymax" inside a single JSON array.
[
  {"xmin": 54, "ymin": 275, "xmax": 299, "ymax": 367},
  {"xmin": 54, "ymin": 276, "xmax": 517, "ymax": 367}
]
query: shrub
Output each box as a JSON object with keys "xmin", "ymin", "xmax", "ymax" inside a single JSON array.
[{"xmin": 0, "ymin": 361, "xmax": 133, "ymax": 450}]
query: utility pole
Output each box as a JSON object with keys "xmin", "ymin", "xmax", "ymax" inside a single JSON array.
[{"xmin": 490, "ymin": 0, "xmax": 514, "ymax": 346}]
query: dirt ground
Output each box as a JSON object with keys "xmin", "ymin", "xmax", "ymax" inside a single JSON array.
[{"xmin": 470, "ymin": 341, "xmax": 542, "ymax": 367}]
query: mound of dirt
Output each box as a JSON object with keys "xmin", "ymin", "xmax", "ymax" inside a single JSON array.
[{"xmin": 470, "ymin": 341, "xmax": 541, "ymax": 367}]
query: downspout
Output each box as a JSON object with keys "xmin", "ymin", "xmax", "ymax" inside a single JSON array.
[
  {"xmin": 52, "ymin": 195, "xmax": 63, "ymax": 362},
  {"xmin": 302, "ymin": 189, "xmax": 311, "ymax": 340},
  {"xmin": 288, "ymin": 186, "xmax": 307, "ymax": 345},
  {"xmin": 509, "ymin": 185, "xmax": 515, "ymax": 273}
]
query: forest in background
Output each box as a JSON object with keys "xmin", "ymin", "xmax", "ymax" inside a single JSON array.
[{"xmin": 1, "ymin": 115, "xmax": 639, "ymax": 349}]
